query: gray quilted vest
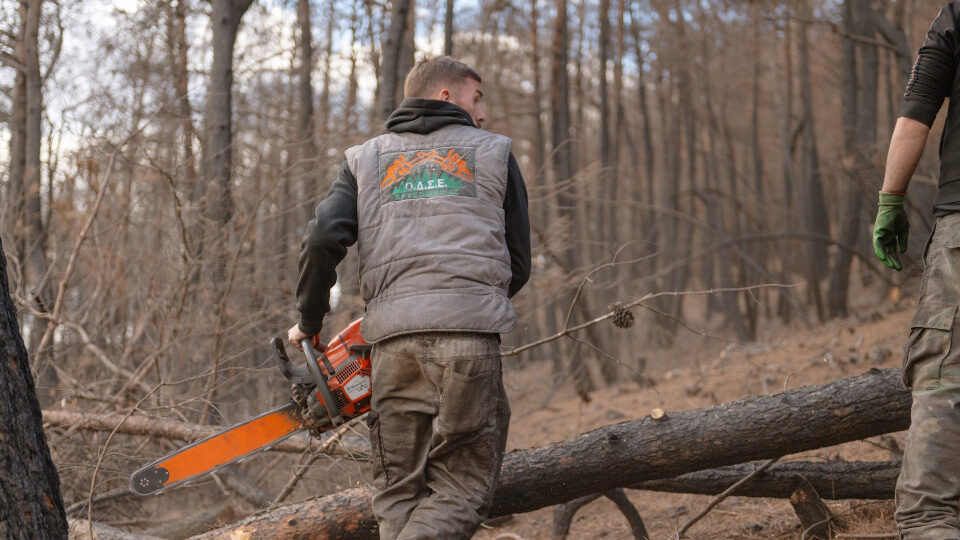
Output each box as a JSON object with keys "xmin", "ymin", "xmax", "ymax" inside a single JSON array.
[{"xmin": 344, "ymin": 124, "xmax": 517, "ymax": 342}]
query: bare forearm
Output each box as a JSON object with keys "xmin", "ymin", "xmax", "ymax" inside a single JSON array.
[{"xmin": 881, "ymin": 116, "xmax": 931, "ymax": 194}]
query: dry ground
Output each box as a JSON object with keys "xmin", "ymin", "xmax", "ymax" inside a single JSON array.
[
  {"xmin": 84, "ymin": 285, "xmax": 915, "ymax": 539},
  {"xmin": 474, "ymin": 301, "xmax": 912, "ymax": 540}
]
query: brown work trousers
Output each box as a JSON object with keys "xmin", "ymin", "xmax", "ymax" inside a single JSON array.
[
  {"xmin": 367, "ymin": 332, "xmax": 510, "ymax": 540},
  {"xmin": 897, "ymin": 213, "xmax": 960, "ymax": 540}
]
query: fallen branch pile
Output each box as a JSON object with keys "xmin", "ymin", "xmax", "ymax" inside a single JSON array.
[{"xmin": 196, "ymin": 367, "xmax": 910, "ymax": 539}]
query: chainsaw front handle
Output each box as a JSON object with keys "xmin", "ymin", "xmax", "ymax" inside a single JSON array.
[{"xmin": 300, "ymin": 338, "xmax": 344, "ymax": 426}]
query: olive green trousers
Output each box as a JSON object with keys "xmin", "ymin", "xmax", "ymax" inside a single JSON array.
[
  {"xmin": 897, "ymin": 213, "xmax": 960, "ymax": 540},
  {"xmin": 367, "ymin": 332, "xmax": 510, "ymax": 540}
]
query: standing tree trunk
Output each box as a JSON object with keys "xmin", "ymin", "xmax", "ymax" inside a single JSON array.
[
  {"xmin": 828, "ymin": 0, "xmax": 878, "ymax": 318},
  {"xmin": 598, "ymin": 0, "xmax": 610, "ymax": 169},
  {"xmin": 199, "ymin": 0, "xmax": 255, "ymax": 423},
  {"xmin": 797, "ymin": 0, "xmax": 828, "ymax": 321},
  {"xmin": 344, "ymin": 0, "xmax": 360, "ymax": 133},
  {"xmin": 777, "ymin": 9, "xmax": 798, "ymax": 322},
  {"xmin": 296, "ymin": 0, "xmax": 319, "ymax": 226},
  {"xmin": 202, "ymin": 0, "xmax": 255, "ymax": 278},
  {"xmin": 549, "ymin": 0, "xmax": 591, "ymax": 395},
  {"xmin": 0, "ymin": 237, "xmax": 67, "ymax": 539},
  {"xmin": 20, "ymin": 0, "xmax": 56, "ymax": 399},
  {"xmin": 6, "ymin": 8, "xmax": 27, "ymax": 268},
  {"xmin": 397, "ymin": 0, "xmax": 416, "ymax": 101},
  {"xmin": 443, "ymin": 0, "xmax": 454, "ymax": 56},
  {"xmin": 166, "ymin": 0, "xmax": 198, "ymax": 195},
  {"xmin": 530, "ymin": 0, "xmax": 545, "ymax": 176},
  {"xmin": 376, "ymin": 0, "xmax": 413, "ymax": 122},
  {"xmin": 23, "ymin": 0, "xmax": 49, "ymax": 312}
]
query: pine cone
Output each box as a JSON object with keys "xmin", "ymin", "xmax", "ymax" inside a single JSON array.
[{"xmin": 610, "ymin": 303, "xmax": 635, "ymax": 329}]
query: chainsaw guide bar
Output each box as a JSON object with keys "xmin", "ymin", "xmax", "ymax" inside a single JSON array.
[
  {"xmin": 130, "ymin": 402, "xmax": 304, "ymax": 496},
  {"xmin": 130, "ymin": 319, "xmax": 373, "ymax": 496}
]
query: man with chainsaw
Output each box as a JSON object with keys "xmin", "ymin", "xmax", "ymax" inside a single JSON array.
[
  {"xmin": 873, "ymin": 4, "xmax": 960, "ymax": 538},
  {"xmin": 288, "ymin": 56, "xmax": 530, "ymax": 539}
]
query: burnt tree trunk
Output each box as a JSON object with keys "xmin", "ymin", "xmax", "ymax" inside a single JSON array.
[
  {"xmin": 634, "ymin": 460, "xmax": 899, "ymax": 500},
  {"xmin": 0, "ymin": 237, "xmax": 67, "ymax": 538},
  {"xmin": 197, "ymin": 368, "xmax": 911, "ymax": 539}
]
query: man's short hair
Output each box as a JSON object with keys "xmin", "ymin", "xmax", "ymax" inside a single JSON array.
[{"xmin": 403, "ymin": 56, "xmax": 482, "ymax": 99}]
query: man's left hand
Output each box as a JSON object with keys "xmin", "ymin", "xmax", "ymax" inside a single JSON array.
[
  {"xmin": 873, "ymin": 191, "xmax": 910, "ymax": 271},
  {"xmin": 288, "ymin": 324, "xmax": 323, "ymax": 352}
]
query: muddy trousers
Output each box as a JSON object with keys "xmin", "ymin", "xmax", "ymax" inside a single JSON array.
[
  {"xmin": 367, "ymin": 332, "xmax": 510, "ymax": 540},
  {"xmin": 896, "ymin": 213, "xmax": 960, "ymax": 540}
]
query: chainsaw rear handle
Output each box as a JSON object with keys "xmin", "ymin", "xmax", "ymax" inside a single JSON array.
[{"xmin": 300, "ymin": 338, "xmax": 344, "ymax": 426}]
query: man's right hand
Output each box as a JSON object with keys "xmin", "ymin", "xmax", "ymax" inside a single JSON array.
[
  {"xmin": 873, "ymin": 191, "xmax": 910, "ymax": 271},
  {"xmin": 288, "ymin": 324, "xmax": 323, "ymax": 352}
]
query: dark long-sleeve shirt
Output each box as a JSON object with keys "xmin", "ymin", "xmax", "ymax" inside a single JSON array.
[
  {"xmin": 901, "ymin": 3, "xmax": 960, "ymax": 211},
  {"xmin": 296, "ymin": 99, "xmax": 531, "ymax": 335}
]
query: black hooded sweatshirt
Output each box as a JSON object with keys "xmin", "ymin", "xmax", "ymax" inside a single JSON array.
[{"xmin": 296, "ymin": 99, "xmax": 532, "ymax": 335}]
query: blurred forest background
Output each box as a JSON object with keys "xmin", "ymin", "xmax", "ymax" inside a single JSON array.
[{"xmin": 0, "ymin": 0, "xmax": 943, "ymax": 535}]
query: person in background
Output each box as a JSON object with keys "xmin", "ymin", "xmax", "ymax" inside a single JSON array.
[{"xmin": 873, "ymin": 3, "xmax": 960, "ymax": 538}]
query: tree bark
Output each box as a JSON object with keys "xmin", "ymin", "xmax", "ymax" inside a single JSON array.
[
  {"xmin": 196, "ymin": 368, "xmax": 911, "ymax": 539},
  {"xmin": 0, "ymin": 237, "xmax": 67, "ymax": 538}
]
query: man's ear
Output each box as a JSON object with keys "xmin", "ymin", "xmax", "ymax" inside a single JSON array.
[{"xmin": 438, "ymin": 88, "xmax": 451, "ymax": 101}]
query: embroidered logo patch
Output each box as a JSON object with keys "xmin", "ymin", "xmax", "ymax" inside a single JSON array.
[{"xmin": 378, "ymin": 147, "xmax": 477, "ymax": 204}]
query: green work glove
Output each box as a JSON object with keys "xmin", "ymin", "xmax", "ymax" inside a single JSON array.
[{"xmin": 872, "ymin": 191, "xmax": 909, "ymax": 271}]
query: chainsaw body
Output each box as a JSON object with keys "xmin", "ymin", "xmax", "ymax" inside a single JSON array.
[
  {"xmin": 274, "ymin": 319, "xmax": 373, "ymax": 428},
  {"xmin": 130, "ymin": 318, "xmax": 372, "ymax": 496}
]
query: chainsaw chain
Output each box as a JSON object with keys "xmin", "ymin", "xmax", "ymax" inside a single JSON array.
[{"xmin": 290, "ymin": 383, "xmax": 333, "ymax": 438}]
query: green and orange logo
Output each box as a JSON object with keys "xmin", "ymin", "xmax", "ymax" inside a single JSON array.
[{"xmin": 378, "ymin": 147, "xmax": 477, "ymax": 203}]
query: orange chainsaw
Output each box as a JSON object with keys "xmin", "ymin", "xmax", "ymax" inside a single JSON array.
[{"xmin": 130, "ymin": 318, "xmax": 372, "ymax": 496}]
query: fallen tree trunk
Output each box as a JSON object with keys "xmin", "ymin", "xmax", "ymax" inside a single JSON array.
[
  {"xmin": 196, "ymin": 368, "xmax": 911, "ymax": 539},
  {"xmin": 635, "ymin": 460, "xmax": 900, "ymax": 500},
  {"xmin": 43, "ymin": 409, "xmax": 371, "ymax": 459}
]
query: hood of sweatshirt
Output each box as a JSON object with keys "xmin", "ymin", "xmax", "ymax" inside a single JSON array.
[{"xmin": 386, "ymin": 98, "xmax": 477, "ymax": 134}]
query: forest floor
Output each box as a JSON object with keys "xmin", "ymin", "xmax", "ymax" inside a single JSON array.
[{"xmin": 474, "ymin": 298, "xmax": 912, "ymax": 540}]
